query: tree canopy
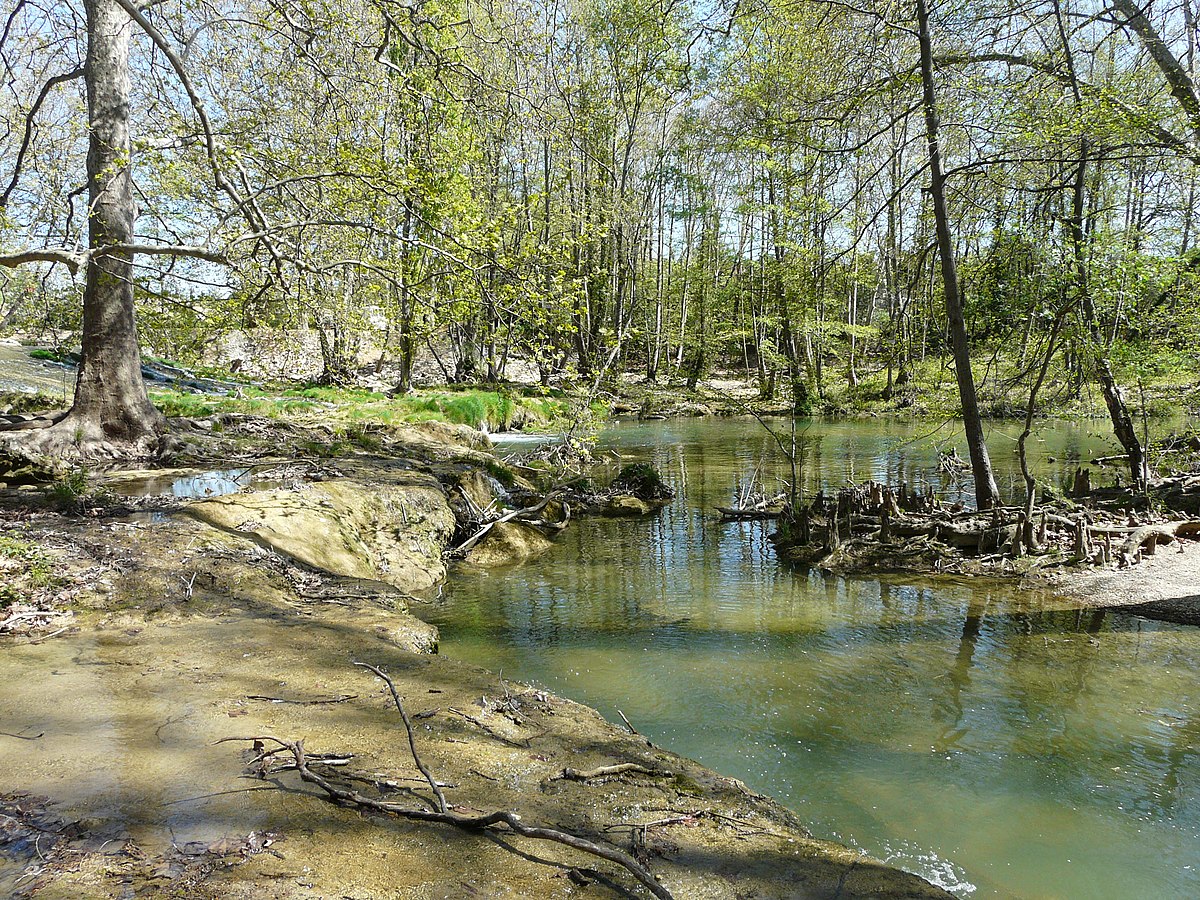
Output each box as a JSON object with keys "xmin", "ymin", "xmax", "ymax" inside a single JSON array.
[{"xmin": 1, "ymin": 0, "xmax": 1198, "ymax": 487}]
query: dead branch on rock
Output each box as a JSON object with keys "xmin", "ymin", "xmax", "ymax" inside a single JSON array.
[
  {"xmin": 1117, "ymin": 521, "xmax": 1200, "ymax": 565},
  {"xmin": 616, "ymin": 709, "xmax": 640, "ymax": 735},
  {"xmin": 451, "ymin": 492, "xmax": 565, "ymax": 556},
  {"xmin": 604, "ymin": 807, "xmax": 783, "ymax": 841},
  {"xmin": 246, "ymin": 693, "xmax": 358, "ymax": 705},
  {"xmin": 445, "ymin": 706, "xmax": 529, "ymax": 747},
  {"xmin": 221, "ymin": 675, "xmax": 676, "ymax": 900},
  {"xmin": 555, "ymin": 763, "xmax": 667, "ymax": 781},
  {"xmin": 353, "ymin": 661, "xmax": 448, "ymax": 813}
]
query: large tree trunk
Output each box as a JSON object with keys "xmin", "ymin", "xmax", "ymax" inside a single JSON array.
[
  {"xmin": 916, "ymin": 0, "xmax": 1000, "ymax": 509},
  {"xmin": 57, "ymin": 0, "xmax": 164, "ymax": 454}
]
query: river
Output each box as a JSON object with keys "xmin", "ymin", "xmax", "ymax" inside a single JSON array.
[{"xmin": 428, "ymin": 417, "xmax": 1200, "ymax": 898}]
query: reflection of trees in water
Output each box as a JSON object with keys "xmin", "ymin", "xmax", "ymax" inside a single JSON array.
[
  {"xmin": 1147, "ymin": 709, "xmax": 1200, "ymax": 816},
  {"xmin": 931, "ymin": 596, "xmax": 988, "ymax": 752},
  {"xmin": 995, "ymin": 606, "xmax": 1107, "ymax": 757},
  {"xmin": 924, "ymin": 601, "xmax": 1152, "ymax": 767},
  {"xmin": 624, "ymin": 419, "xmax": 1105, "ymax": 510},
  {"xmin": 487, "ymin": 421, "xmax": 1200, "ymax": 832}
]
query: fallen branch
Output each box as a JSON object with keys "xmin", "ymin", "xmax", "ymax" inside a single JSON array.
[
  {"xmin": 246, "ymin": 693, "xmax": 358, "ymax": 705},
  {"xmin": 452, "ymin": 492, "xmax": 564, "ymax": 556},
  {"xmin": 555, "ymin": 763, "xmax": 666, "ymax": 781},
  {"xmin": 1118, "ymin": 521, "xmax": 1200, "ymax": 565},
  {"xmin": 353, "ymin": 662, "xmax": 447, "ymax": 813},
  {"xmin": 0, "ymin": 610, "xmax": 58, "ymax": 631},
  {"xmin": 220, "ymin": 735, "xmax": 674, "ymax": 900},
  {"xmin": 446, "ymin": 706, "xmax": 528, "ymax": 747}
]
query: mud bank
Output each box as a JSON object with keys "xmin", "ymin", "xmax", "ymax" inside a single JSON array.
[{"xmin": 0, "ymin": 426, "xmax": 950, "ymax": 899}]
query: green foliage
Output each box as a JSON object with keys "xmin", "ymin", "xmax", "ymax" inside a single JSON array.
[
  {"xmin": 48, "ymin": 467, "xmax": 90, "ymax": 505},
  {"xmin": 9, "ymin": 0, "xmax": 1200, "ymax": 439},
  {"xmin": 610, "ymin": 463, "xmax": 674, "ymax": 500},
  {"xmin": 0, "ymin": 535, "xmax": 60, "ymax": 604},
  {"xmin": 44, "ymin": 467, "xmax": 116, "ymax": 512},
  {"xmin": 148, "ymin": 382, "xmax": 577, "ymax": 433}
]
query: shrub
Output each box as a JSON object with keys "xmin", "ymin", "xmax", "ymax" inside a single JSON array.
[{"xmin": 610, "ymin": 463, "xmax": 674, "ymax": 500}]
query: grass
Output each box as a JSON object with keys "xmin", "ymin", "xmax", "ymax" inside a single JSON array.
[
  {"xmin": 28, "ymin": 348, "xmax": 75, "ymax": 364},
  {"xmin": 149, "ymin": 382, "xmax": 581, "ymax": 431}
]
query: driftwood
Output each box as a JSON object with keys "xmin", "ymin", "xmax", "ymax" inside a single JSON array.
[
  {"xmin": 938, "ymin": 447, "xmax": 970, "ymax": 474},
  {"xmin": 716, "ymin": 492, "xmax": 787, "ymax": 521},
  {"xmin": 246, "ymin": 693, "xmax": 357, "ymax": 705},
  {"xmin": 222, "ymin": 664, "xmax": 675, "ymax": 900},
  {"xmin": 452, "ymin": 492, "xmax": 566, "ymax": 555},
  {"xmin": 1117, "ymin": 521, "xmax": 1200, "ymax": 565}
]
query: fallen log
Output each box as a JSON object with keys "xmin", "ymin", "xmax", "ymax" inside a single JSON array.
[
  {"xmin": 716, "ymin": 492, "xmax": 787, "ymax": 521},
  {"xmin": 1118, "ymin": 521, "xmax": 1200, "ymax": 566}
]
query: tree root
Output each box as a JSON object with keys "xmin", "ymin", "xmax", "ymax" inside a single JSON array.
[
  {"xmin": 555, "ymin": 763, "xmax": 667, "ymax": 781},
  {"xmin": 221, "ymin": 663, "xmax": 676, "ymax": 900},
  {"xmin": 0, "ymin": 413, "xmax": 163, "ymax": 473},
  {"xmin": 451, "ymin": 491, "xmax": 568, "ymax": 556},
  {"xmin": 1117, "ymin": 521, "xmax": 1200, "ymax": 565}
]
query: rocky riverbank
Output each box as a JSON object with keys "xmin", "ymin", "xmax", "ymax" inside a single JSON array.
[{"xmin": 0, "ymin": 418, "xmax": 952, "ymax": 899}]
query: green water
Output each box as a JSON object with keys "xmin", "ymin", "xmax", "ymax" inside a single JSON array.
[{"xmin": 427, "ymin": 418, "xmax": 1200, "ymax": 898}]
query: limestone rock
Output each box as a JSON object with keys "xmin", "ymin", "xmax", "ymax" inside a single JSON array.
[
  {"xmin": 603, "ymin": 495, "xmax": 656, "ymax": 517},
  {"xmin": 464, "ymin": 520, "xmax": 554, "ymax": 566},
  {"xmin": 185, "ymin": 477, "xmax": 455, "ymax": 593}
]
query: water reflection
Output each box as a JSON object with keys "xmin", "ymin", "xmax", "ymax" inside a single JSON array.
[{"xmin": 441, "ymin": 418, "xmax": 1200, "ymax": 898}]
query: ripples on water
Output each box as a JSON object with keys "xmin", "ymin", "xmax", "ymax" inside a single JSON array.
[{"xmin": 431, "ymin": 417, "xmax": 1200, "ymax": 898}]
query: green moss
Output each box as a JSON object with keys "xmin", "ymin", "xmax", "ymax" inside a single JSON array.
[
  {"xmin": 28, "ymin": 348, "xmax": 75, "ymax": 364},
  {"xmin": 484, "ymin": 458, "xmax": 518, "ymax": 488},
  {"xmin": 0, "ymin": 391, "xmax": 60, "ymax": 415},
  {"xmin": 670, "ymin": 773, "xmax": 705, "ymax": 797}
]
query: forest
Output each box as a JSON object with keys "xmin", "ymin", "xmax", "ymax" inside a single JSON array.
[
  {"xmin": 4, "ymin": 3, "xmax": 1200, "ymax": 899},
  {"xmin": 2, "ymin": 0, "xmax": 1200, "ymax": 475}
]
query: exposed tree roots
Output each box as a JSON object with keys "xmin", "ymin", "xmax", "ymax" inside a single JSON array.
[
  {"xmin": 772, "ymin": 479, "xmax": 1200, "ymax": 576},
  {"xmin": 0, "ymin": 412, "xmax": 165, "ymax": 475}
]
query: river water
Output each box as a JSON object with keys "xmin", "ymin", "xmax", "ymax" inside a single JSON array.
[{"xmin": 428, "ymin": 417, "xmax": 1200, "ymax": 898}]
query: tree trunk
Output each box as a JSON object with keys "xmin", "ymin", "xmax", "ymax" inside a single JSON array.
[
  {"xmin": 1071, "ymin": 152, "xmax": 1150, "ymax": 490},
  {"xmin": 1051, "ymin": 0, "xmax": 1150, "ymax": 490},
  {"xmin": 916, "ymin": 0, "xmax": 999, "ymax": 509},
  {"xmin": 52, "ymin": 0, "xmax": 165, "ymax": 455}
]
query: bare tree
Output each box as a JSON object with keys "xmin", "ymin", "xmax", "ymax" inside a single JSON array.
[{"xmin": 915, "ymin": 0, "xmax": 1000, "ymax": 509}]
